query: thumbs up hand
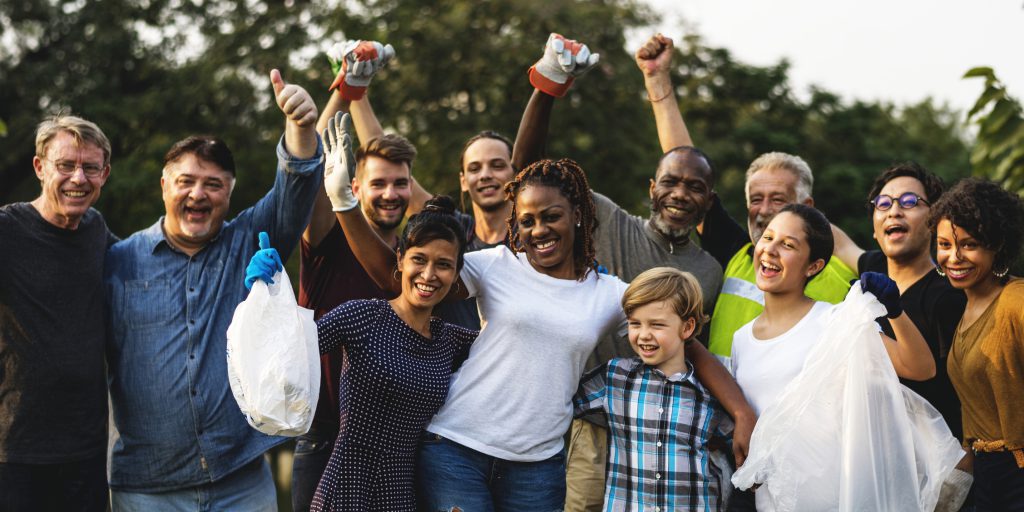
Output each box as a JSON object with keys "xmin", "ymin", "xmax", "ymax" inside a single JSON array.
[{"xmin": 271, "ymin": 69, "xmax": 317, "ymax": 127}]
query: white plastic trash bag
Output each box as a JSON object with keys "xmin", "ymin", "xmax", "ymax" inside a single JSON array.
[
  {"xmin": 732, "ymin": 285, "xmax": 964, "ymax": 511},
  {"xmin": 226, "ymin": 269, "xmax": 320, "ymax": 436}
]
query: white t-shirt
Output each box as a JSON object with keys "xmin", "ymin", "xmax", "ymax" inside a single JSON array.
[
  {"xmin": 427, "ymin": 246, "xmax": 629, "ymax": 461},
  {"xmin": 730, "ymin": 301, "xmax": 833, "ymax": 417}
]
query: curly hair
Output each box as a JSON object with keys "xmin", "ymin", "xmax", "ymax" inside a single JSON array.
[
  {"xmin": 866, "ymin": 161, "xmax": 945, "ymax": 209},
  {"xmin": 928, "ymin": 178, "xmax": 1024, "ymax": 274},
  {"xmin": 503, "ymin": 158, "xmax": 598, "ymax": 282}
]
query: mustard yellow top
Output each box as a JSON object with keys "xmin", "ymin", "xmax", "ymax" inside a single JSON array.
[{"xmin": 949, "ymin": 278, "xmax": 1024, "ymax": 450}]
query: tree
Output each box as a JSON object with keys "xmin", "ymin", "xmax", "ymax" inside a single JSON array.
[{"xmin": 963, "ymin": 67, "xmax": 1024, "ymax": 194}]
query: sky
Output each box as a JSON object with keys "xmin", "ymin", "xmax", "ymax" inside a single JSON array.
[{"xmin": 640, "ymin": 0, "xmax": 1024, "ymax": 115}]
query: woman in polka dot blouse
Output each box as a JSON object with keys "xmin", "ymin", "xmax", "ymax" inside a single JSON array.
[{"xmin": 249, "ymin": 196, "xmax": 477, "ymax": 511}]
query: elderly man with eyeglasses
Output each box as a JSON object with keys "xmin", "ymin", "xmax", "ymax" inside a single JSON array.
[{"xmin": 0, "ymin": 114, "xmax": 117, "ymax": 511}]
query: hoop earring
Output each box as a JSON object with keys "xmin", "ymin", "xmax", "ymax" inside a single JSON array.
[
  {"xmin": 452, "ymin": 280, "xmax": 461, "ymax": 294},
  {"xmin": 576, "ymin": 221, "xmax": 581, "ymax": 228},
  {"xmin": 994, "ymin": 266, "xmax": 1009, "ymax": 278},
  {"xmin": 393, "ymin": 268, "xmax": 401, "ymax": 281},
  {"xmin": 935, "ymin": 266, "xmax": 946, "ymax": 277}
]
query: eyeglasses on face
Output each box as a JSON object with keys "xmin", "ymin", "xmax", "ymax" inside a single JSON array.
[
  {"xmin": 44, "ymin": 158, "xmax": 106, "ymax": 178},
  {"xmin": 870, "ymin": 192, "xmax": 929, "ymax": 211}
]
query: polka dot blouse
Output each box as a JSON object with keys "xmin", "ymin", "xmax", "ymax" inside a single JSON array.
[{"xmin": 310, "ymin": 299, "xmax": 478, "ymax": 511}]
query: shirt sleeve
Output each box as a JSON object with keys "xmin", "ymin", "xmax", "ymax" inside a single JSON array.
[
  {"xmin": 243, "ymin": 135, "xmax": 325, "ymax": 263},
  {"xmin": 698, "ymin": 194, "xmax": 749, "ymax": 268},
  {"xmin": 459, "ymin": 247, "xmax": 502, "ymax": 299},
  {"xmin": 573, "ymin": 362, "xmax": 610, "ymax": 418},
  {"xmin": 315, "ymin": 299, "xmax": 378, "ymax": 354},
  {"xmin": 932, "ymin": 287, "xmax": 967, "ymax": 358}
]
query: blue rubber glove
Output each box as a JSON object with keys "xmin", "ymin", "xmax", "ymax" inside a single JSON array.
[
  {"xmin": 245, "ymin": 232, "xmax": 283, "ymax": 290},
  {"xmin": 859, "ymin": 271, "xmax": 902, "ymax": 319}
]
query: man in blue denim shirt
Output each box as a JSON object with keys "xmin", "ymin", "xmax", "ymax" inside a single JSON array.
[{"xmin": 104, "ymin": 70, "xmax": 323, "ymax": 510}]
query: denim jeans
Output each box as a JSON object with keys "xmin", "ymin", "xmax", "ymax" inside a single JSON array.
[
  {"xmin": 0, "ymin": 452, "xmax": 108, "ymax": 512},
  {"xmin": 110, "ymin": 456, "xmax": 276, "ymax": 512},
  {"xmin": 974, "ymin": 450, "xmax": 1024, "ymax": 512},
  {"xmin": 290, "ymin": 429, "xmax": 336, "ymax": 512},
  {"xmin": 416, "ymin": 433, "xmax": 566, "ymax": 512}
]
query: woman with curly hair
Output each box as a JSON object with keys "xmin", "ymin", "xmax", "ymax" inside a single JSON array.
[
  {"xmin": 320, "ymin": 111, "xmax": 750, "ymax": 509},
  {"xmin": 929, "ymin": 177, "xmax": 1024, "ymax": 511}
]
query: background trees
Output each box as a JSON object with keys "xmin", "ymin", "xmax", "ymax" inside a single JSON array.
[{"xmin": 1, "ymin": 0, "xmax": 973, "ymax": 249}]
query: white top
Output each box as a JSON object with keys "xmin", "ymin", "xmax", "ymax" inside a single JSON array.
[
  {"xmin": 427, "ymin": 246, "xmax": 629, "ymax": 461},
  {"xmin": 730, "ymin": 301, "xmax": 833, "ymax": 417}
]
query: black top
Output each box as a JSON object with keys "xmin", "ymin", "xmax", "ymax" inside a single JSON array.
[
  {"xmin": 0, "ymin": 203, "xmax": 115, "ymax": 463},
  {"xmin": 697, "ymin": 195, "xmax": 750, "ymax": 268},
  {"xmin": 859, "ymin": 250, "xmax": 967, "ymax": 439}
]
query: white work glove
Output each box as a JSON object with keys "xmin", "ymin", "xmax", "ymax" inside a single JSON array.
[
  {"xmin": 327, "ymin": 40, "xmax": 396, "ymax": 100},
  {"xmin": 322, "ymin": 112, "xmax": 358, "ymax": 212},
  {"xmin": 528, "ymin": 33, "xmax": 600, "ymax": 97}
]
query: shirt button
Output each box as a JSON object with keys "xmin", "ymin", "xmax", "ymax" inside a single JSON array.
[
  {"xmin": 189, "ymin": 319, "xmax": 196, "ymax": 325},
  {"xmin": 655, "ymin": 473, "xmax": 662, "ymax": 479},
  {"xmin": 658, "ymin": 407, "xmax": 664, "ymax": 414},
  {"xmin": 657, "ymin": 441, "xmax": 663, "ymax": 447},
  {"xmin": 656, "ymin": 508, "xmax": 662, "ymax": 512},
  {"xmin": 189, "ymin": 287, "xmax": 195, "ymax": 292},
  {"xmin": 191, "ymin": 389, "xmax": 197, "ymax": 396},
  {"xmin": 189, "ymin": 354, "xmax": 195, "ymax": 360}
]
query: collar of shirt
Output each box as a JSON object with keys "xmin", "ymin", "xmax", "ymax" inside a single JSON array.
[{"xmin": 622, "ymin": 356, "xmax": 698, "ymax": 385}]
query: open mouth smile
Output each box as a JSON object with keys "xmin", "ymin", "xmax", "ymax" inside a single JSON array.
[{"xmin": 759, "ymin": 260, "xmax": 782, "ymax": 278}]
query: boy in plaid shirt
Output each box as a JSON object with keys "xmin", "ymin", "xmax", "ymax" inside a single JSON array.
[{"xmin": 575, "ymin": 267, "xmax": 732, "ymax": 511}]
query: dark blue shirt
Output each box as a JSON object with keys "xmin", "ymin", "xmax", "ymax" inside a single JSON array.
[{"xmin": 104, "ymin": 137, "xmax": 322, "ymax": 491}]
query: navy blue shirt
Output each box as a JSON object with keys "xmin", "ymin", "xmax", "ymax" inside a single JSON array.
[{"xmin": 104, "ymin": 137, "xmax": 322, "ymax": 491}]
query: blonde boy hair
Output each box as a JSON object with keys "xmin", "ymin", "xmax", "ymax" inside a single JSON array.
[{"xmin": 621, "ymin": 267, "xmax": 709, "ymax": 342}]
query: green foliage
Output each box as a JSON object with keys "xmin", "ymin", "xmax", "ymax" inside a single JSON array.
[
  {"xmin": 0, "ymin": 0, "xmax": 970, "ymax": 252},
  {"xmin": 963, "ymin": 67, "xmax": 1024, "ymax": 194}
]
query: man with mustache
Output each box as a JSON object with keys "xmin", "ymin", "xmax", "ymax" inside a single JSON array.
[
  {"xmin": 0, "ymin": 114, "xmax": 115, "ymax": 511},
  {"xmin": 104, "ymin": 70, "xmax": 322, "ymax": 510},
  {"xmin": 512, "ymin": 33, "xmax": 752, "ymax": 512}
]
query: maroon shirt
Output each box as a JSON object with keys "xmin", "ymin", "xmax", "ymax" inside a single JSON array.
[{"xmin": 299, "ymin": 223, "xmax": 396, "ymax": 433}]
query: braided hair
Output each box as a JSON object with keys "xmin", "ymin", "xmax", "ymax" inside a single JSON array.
[{"xmin": 503, "ymin": 158, "xmax": 598, "ymax": 281}]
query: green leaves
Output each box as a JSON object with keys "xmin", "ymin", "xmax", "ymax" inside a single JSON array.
[{"xmin": 964, "ymin": 68, "xmax": 1024, "ymax": 195}]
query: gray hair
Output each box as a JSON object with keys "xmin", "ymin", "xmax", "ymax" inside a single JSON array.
[
  {"xmin": 745, "ymin": 152, "xmax": 813, "ymax": 202},
  {"xmin": 35, "ymin": 114, "xmax": 111, "ymax": 166}
]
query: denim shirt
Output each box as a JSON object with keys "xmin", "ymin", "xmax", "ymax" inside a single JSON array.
[{"xmin": 104, "ymin": 137, "xmax": 323, "ymax": 492}]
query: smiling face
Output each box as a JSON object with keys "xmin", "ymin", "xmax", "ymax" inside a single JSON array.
[
  {"xmin": 649, "ymin": 151, "xmax": 712, "ymax": 239},
  {"xmin": 161, "ymin": 153, "xmax": 233, "ymax": 254},
  {"xmin": 628, "ymin": 300, "xmax": 696, "ymax": 374},
  {"xmin": 935, "ymin": 218, "xmax": 1001, "ymax": 294},
  {"xmin": 353, "ymin": 155, "xmax": 412, "ymax": 232},
  {"xmin": 515, "ymin": 184, "xmax": 579, "ymax": 280},
  {"xmin": 746, "ymin": 167, "xmax": 806, "ymax": 243},
  {"xmin": 460, "ymin": 138, "xmax": 515, "ymax": 212},
  {"xmin": 396, "ymin": 238, "xmax": 460, "ymax": 311},
  {"xmin": 753, "ymin": 211, "xmax": 825, "ymax": 294},
  {"xmin": 32, "ymin": 131, "xmax": 110, "ymax": 229},
  {"xmin": 872, "ymin": 176, "xmax": 933, "ymax": 264}
]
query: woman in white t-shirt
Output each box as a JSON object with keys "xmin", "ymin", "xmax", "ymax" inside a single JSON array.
[{"xmin": 730, "ymin": 203, "xmax": 937, "ymax": 510}]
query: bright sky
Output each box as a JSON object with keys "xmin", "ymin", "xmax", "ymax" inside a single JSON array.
[{"xmin": 641, "ymin": 0, "xmax": 1024, "ymax": 115}]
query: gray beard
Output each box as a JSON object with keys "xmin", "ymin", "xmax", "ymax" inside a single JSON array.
[{"xmin": 649, "ymin": 204, "xmax": 694, "ymax": 242}]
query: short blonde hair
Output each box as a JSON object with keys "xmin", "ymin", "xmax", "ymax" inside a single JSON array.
[
  {"xmin": 35, "ymin": 114, "xmax": 111, "ymax": 166},
  {"xmin": 621, "ymin": 267, "xmax": 709, "ymax": 342}
]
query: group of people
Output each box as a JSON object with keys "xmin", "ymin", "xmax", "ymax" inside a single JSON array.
[{"xmin": 1, "ymin": 29, "xmax": 1021, "ymax": 512}]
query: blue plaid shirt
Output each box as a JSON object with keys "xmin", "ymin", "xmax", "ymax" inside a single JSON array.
[
  {"xmin": 104, "ymin": 137, "xmax": 322, "ymax": 491},
  {"xmin": 575, "ymin": 357, "xmax": 730, "ymax": 512}
]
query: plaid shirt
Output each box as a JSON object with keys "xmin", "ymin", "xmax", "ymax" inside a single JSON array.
[{"xmin": 575, "ymin": 357, "xmax": 730, "ymax": 512}]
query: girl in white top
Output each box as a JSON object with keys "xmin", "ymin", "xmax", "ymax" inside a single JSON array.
[{"xmin": 731, "ymin": 204, "xmax": 937, "ymax": 510}]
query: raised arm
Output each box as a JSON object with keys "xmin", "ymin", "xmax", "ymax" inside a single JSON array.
[
  {"xmin": 511, "ymin": 33, "xmax": 600, "ymax": 171},
  {"xmin": 272, "ymin": 69, "xmax": 318, "ymax": 159},
  {"xmin": 636, "ymin": 34, "xmax": 692, "ymax": 151},
  {"xmin": 305, "ymin": 41, "xmax": 392, "ymax": 247},
  {"xmin": 860, "ymin": 272, "xmax": 936, "ymax": 380},
  {"xmin": 687, "ymin": 342, "xmax": 757, "ymax": 466},
  {"xmin": 831, "ymin": 223, "xmax": 864, "ymax": 272}
]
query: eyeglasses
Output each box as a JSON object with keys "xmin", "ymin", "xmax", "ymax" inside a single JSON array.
[
  {"xmin": 44, "ymin": 158, "xmax": 106, "ymax": 178},
  {"xmin": 870, "ymin": 192, "xmax": 929, "ymax": 211}
]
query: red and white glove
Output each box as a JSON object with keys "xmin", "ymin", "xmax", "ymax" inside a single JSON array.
[
  {"xmin": 326, "ymin": 40, "xmax": 396, "ymax": 101},
  {"xmin": 528, "ymin": 33, "xmax": 600, "ymax": 98}
]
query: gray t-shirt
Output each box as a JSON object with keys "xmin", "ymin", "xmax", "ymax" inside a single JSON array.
[
  {"xmin": 0, "ymin": 203, "xmax": 114, "ymax": 463},
  {"xmin": 589, "ymin": 191, "xmax": 723, "ymax": 369}
]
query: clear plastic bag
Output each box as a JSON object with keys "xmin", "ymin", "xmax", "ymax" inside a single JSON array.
[
  {"xmin": 732, "ymin": 286, "xmax": 964, "ymax": 511},
  {"xmin": 226, "ymin": 269, "xmax": 320, "ymax": 436}
]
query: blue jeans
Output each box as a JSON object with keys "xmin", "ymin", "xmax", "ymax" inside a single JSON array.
[
  {"xmin": 416, "ymin": 433, "xmax": 566, "ymax": 512},
  {"xmin": 290, "ymin": 429, "xmax": 335, "ymax": 512},
  {"xmin": 110, "ymin": 456, "xmax": 276, "ymax": 512},
  {"xmin": 0, "ymin": 452, "xmax": 108, "ymax": 512}
]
